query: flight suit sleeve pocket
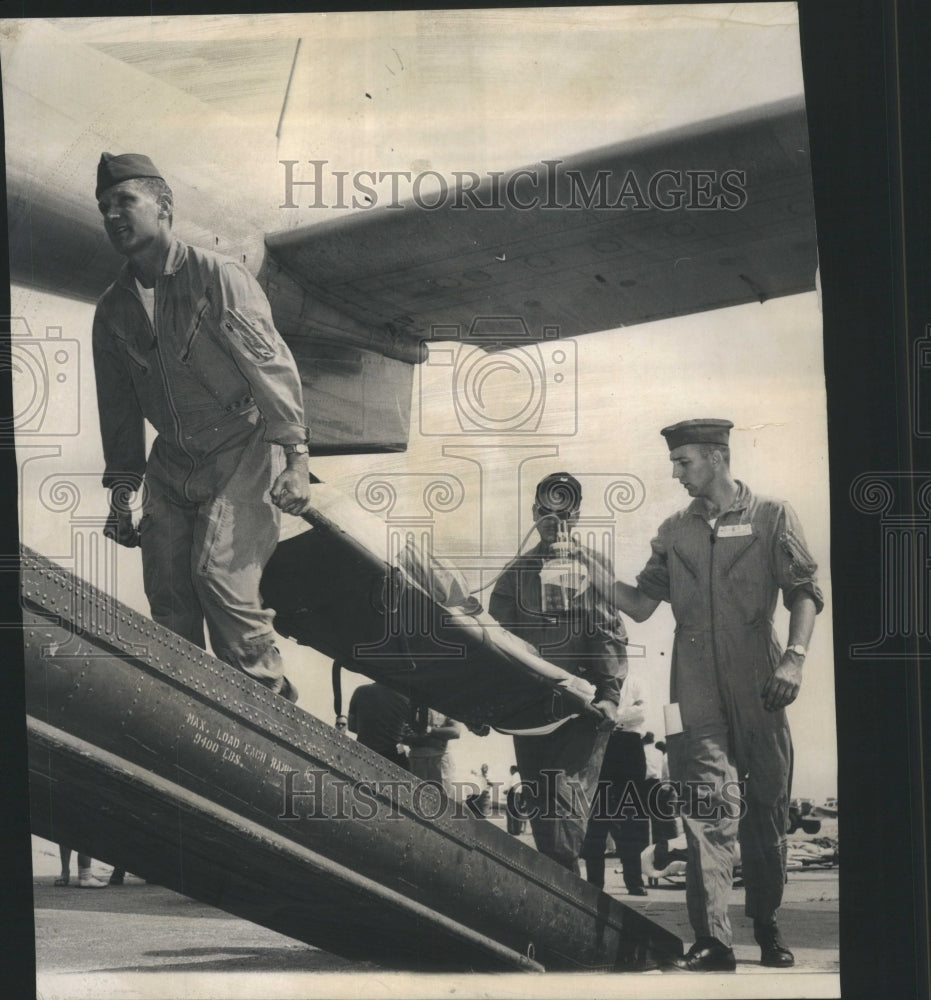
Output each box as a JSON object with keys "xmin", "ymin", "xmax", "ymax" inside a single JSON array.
[
  {"xmin": 778, "ymin": 525, "xmax": 817, "ymax": 580},
  {"xmin": 222, "ymin": 308, "xmax": 276, "ymax": 361},
  {"xmin": 774, "ymin": 504, "xmax": 824, "ymax": 612}
]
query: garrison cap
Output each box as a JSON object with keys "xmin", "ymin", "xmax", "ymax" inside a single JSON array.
[
  {"xmin": 96, "ymin": 152, "xmax": 164, "ymax": 200},
  {"xmin": 535, "ymin": 472, "xmax": 582, "ymax": 513},
  {"xmin": 661, "ymin": 418, "xmax": 733, "ymax": 451}
]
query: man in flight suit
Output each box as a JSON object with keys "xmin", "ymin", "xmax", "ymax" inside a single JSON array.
[
  {"xmin": 583, "ymin": 420, "xmax": 822, "ymax": 971},
  {"xmin": 93, "ymin": 152, "xmax": 312, "ymax": 699}
]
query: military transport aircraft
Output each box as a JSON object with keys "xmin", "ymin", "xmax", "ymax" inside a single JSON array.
[
  {"xmin": 3, "ymin": 11, "xmax": 820, "ymax": 975},
  {"xmin": 4, "ymin": 15, "xmax": 816, "ymax": 456}
]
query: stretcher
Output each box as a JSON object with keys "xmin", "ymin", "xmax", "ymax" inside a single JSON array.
[{"xmin": 262, "ymin": 484, "xmax": 606, "ymax": 733}]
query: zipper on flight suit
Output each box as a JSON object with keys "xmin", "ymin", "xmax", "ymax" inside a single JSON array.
[
  {"xmin": 707, "ymin": 505, "xmax": 752, "ymax": 732},
  {"xmin": 708, "ymin": 516, "xmax": 720, "ymax": 686},
  {"xmin": 706, "ymin": 497, "xmax": 747, "ymax": 667},
  {"xmin": 180, "ymin": 298, "xmax": 210, "ymax": 362},
  {"xmin": 131, "ymin": 276, "xmax": 198, "ymax": 504}
]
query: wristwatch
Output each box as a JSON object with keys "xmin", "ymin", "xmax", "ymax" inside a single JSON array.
[
  {"xmin": 786, "ymin": 644, "xmax": 807, "ymax": 657},
  {"xmin": 283, "ymin": 443, "xmax": 309, "ymax": 456}
]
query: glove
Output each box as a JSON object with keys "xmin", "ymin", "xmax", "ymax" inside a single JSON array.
[{"xmin": 104, "ymin": 508, "xmax": 140, "ymax": 548}]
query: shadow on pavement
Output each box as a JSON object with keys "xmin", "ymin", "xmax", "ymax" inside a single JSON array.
[{"xmin": 97, "ymin": 946, "xmax": 379, "ymax": 974}]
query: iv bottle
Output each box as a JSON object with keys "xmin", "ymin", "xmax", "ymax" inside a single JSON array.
[{"xmin": 539, "ymin": 524, "xmax": 589, "ymax": 614}]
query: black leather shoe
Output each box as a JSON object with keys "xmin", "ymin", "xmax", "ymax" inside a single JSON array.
[
  {"xmin": 628, "ymin": 886, "xmax": 648, "ymax": 896},
  {"xmin": 760, "ymin": 943, "xmax": 794, "ymax": 968},
  {"xmin": 755, "ymin": 921, "xmax": 795, "ymax": 967},
  {"xmin": 672, "ymin": 938, "xmax": 736, "ymax": 972}
]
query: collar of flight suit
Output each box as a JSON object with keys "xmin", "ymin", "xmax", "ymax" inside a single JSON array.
[
  {"xmin": 114, "ymin": 237, "xmax": 189, "ymax": 292},
  {"xmin": 687, "ymin": 479, "xmax": 751, "ymax": 521}
]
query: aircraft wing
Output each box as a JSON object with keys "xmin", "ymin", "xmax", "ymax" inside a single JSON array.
[
  {"xmin": 2, "ymin": 18, "xmax": 816, "ymax": 455},
  {"xmin": 265, "ymin": 97, "xmax": 817, "ymax": 350}
]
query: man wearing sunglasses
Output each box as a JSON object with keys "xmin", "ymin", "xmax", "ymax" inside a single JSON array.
[{"xmin": 489, "ymin": 472, "xmax": 626, "ymax": 872}]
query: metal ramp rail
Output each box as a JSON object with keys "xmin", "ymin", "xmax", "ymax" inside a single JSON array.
[{"xmin": 22, "ymin": 546, "xmax": 682, "ymax": 972}]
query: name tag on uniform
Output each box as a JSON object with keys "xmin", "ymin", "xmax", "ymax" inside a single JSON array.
[{"xmin": 718, "ymin": 523, "xmax": 753, "ymax": 538}]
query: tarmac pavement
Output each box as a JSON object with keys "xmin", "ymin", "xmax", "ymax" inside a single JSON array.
[{"xmin": 30, "ymin": 826, "xmax": 840, "ymax": 999}]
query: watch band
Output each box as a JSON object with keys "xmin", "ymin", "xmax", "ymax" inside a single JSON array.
[{"xmin": 283, "ymin": 442, "xmax": 309, "ymax": 456}]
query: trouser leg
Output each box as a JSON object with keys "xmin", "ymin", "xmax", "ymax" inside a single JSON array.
[
  {"xmin": 614, "ymin": 781, "xmax": 649, "ymax": 890},
  {"xmin": 618, "ymin": 848, "xmax": 644, "ymax": 890},
  {"xmin": 649, "ymin": 779, "xmax": 679, "ymax": 867},
  {"xmin": 407, "ymin": 754, "xmax": 429, "ymax": 783},
  {"xmin": 668, "ymin": 725, "xmax": 740, "ymax": 946},
  {"xmin": 515, "ymin": 718, "xmax": 610, "ymax": 871},
  {"xmin": 409, "ymin": 753, "xmax": 452, "ymax": 795},
  {"xmin": 506, "ymin": 789, "xmax": 526, "ymax": 834},
  {"xmin": 140, "ymin": 488, "xmax": 206, "ymax": 648},
  {"xmin": 437, "ymin": 752, "xmax": 454, "ymax": 796},
  {"xmin": 646, "ymin": 777, "xmax": 680, "ymax": 843},
  {"xmin": 740, "ymin": 723, "xmax": 792, "ymax": 925},
  {"xmin": 192, "ymin": 495, "xmax": 283, "ymax": 685},
  {"xmin": 617, "ymin": 827, "xmax": 646, "ymax": 890},
  {"xmin": 580, "ymin": 817, "xmax": 609, "ymax": 888}
]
